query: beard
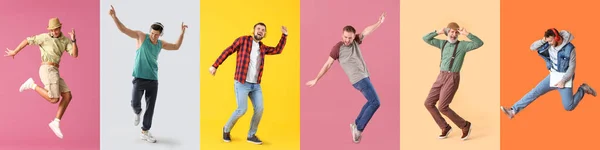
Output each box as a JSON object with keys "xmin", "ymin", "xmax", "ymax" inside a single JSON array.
[
  {"xmin": 447, "ymin": 36, "xmax": 457, "ymax": 43},
  {"xmin": 254, "ymin": 34, "xmax": 263, "ymax": 41}
]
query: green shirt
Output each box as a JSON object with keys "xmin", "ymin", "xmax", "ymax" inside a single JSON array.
[
  {"xmin": 133, "ymin": 34, "xmax": 162, "ymax": 80},
  {"xmin": 422, "ymin": 31, "xmax": 484, "ymax": 72},
  {"xmin": 26, "ymin": 33, "xmax": 74, "ymax": 64}
]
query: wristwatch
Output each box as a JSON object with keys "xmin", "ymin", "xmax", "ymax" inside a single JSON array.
[{"xmin": 72, "ymin": 39, "xmax": 76, "ymax": 43}]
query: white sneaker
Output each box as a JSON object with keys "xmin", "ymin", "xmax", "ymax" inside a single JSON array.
[
  {"xmin": 134, "ymin": 114, "xmax": 140, "ymax": 126},
  {"xmin": 350, "ymin": 123, "xmax": 361, "ymax": 143},
  {"xmin": 19, "ymin": 78, "xmax": 36, "ymax": 92},
  {"xmin": 141, "ymin": 131, "xmax": 157, "ymax": 143},
  {"xmin": 48, "ymin": 119, "xmax": 63, "ymax": 139}
]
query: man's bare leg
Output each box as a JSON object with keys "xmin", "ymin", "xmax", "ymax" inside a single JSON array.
[
  {"xmin": 55, "ymin": 92, "xmax": 72, "ymax": 120},
  {"xmin": 19, "ymin": 78, "xmax": 65, "ymax": 139},
  {"xmin": 47, "ymin": 92, "xmax": 71, "ymax": 139},
  {"xmin": 20, "ymin": 78, "xmax": 60, "ymax": 103}
]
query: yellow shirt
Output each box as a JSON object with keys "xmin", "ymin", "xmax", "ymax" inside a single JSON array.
[{"xmin": 26, "ymin": 33, "xmax": 74, "ymax": 64}]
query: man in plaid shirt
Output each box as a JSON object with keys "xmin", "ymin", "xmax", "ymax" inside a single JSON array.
[{"xmin": 209, "ymin": 22, "xmax": 288, "ymax": 145}]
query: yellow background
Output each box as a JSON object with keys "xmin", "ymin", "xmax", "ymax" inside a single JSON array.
[
  {"xmin": 399, "ymin": 0, "xmax": 500, "ymax": 149},
  {"xmin": 200, "ymin": 0, "xmax": 300, "ymax": 149}
]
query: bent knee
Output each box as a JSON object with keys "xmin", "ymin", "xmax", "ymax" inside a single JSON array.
[
  {"xmin": 61, "ymin": 92, "xmax": 72, "ymax": 100},
  {"xmin": 254, "ymin": 107, "xmax": 264, "ymax": 114},
  {"xmin": 372, "ymin": 101, "xmax": 381, "ymax": 108},
  {"xmin": 49, "ymin": 98, "xmax": 60, "ymax": 104},
  {"xmin": 234, "ymin": 108, "xmax": 248, "ymax": 115},
  {"xmin": 424, "ymin": 101, "xmax": 435, "ymax": 108},
  {"xmin": 439, "ymin": 106, "xmax": 452, "ymax": 112},
  {"xmin": 563, "ymin": 106, "xmax": 574, "ymax": 111}
]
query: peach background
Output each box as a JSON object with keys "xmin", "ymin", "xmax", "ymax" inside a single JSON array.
[
  {"xmin": 400, "ymin": 0, "xmax": 500, "ymax": 149},
  {"xmin": 500, "ymin": 0, "xmax": 600, "ymax": 150}
]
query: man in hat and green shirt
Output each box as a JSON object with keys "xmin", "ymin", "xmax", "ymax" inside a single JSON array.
[
  {"xmin": 4, "ymin": 17, "xmax": 79, "ymax": 139},
  {"xmin": 422, "ymin": 22, "xmax": 484, "ymax": 141}
]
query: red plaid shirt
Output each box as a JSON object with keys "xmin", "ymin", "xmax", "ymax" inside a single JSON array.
[{"xmin": 212, "ymin": 34, "xmax": 288, "ymax": 84}]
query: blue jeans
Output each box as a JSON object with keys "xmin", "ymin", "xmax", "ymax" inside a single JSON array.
[
  {"xmin": 512, "ymin": 74, "xmax": 586, "ymax": 114},
  {"xmin": 224, "ymin": 80, "xmax": 264, "ymax": 137},
  {"xmin": 352, "ymin": 77, "xmax": 381, "ymax": 132}
]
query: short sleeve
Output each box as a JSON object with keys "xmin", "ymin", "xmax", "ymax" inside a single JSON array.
[
  {"xmin": 65, "ymin": 40, "xmax": 74, "ymax": 54},
  {"xmin": 26, "ymin": 34, "xmax": 47, "ymax": 45},
  {"xmin": 329, "ymin": 42, "xmax": 342, "ymax": 60},
  {"xmin": 354, "ymin": 33, "xmax": 364, "ymax": 45}
]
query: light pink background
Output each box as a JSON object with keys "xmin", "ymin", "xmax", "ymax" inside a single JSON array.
[
  {"xmin": 0, "ymin": 0, "xmax": 99, "ymax": 149},
  {"xmin": 300, "ymin": 0, "xmax": 400, "ymax": 149}
]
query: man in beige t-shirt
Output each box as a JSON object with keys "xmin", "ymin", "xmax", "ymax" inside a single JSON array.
[
  {"xmin": 4, "ymin": 17, "xmax": 78, "ymax": 139},
  {"xmin": 306, "ymin": 13, "xmax": 385, "ymax": 143}
]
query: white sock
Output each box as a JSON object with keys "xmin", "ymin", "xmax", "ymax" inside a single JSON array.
[
  {"xmin": 54, "ymin": 118, "xmax": 60, "ymax": 123},
  {"xmin": 31, "ymin": 83, "xmax": 37, "ymax": 89}
]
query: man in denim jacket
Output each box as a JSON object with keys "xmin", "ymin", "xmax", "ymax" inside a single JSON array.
[{"xmin": 501, "ymin": 28, "xmax": 597, "ymax": 119}]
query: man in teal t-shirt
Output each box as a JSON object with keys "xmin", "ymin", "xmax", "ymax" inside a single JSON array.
[{"xmin": 109, "ymin": 5, "xmax": 188, "ymax": 143}]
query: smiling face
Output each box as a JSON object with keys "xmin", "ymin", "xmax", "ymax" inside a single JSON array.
[
  {"xmin": 49, "ymin": 27, "xmax": 62, "ymax": 38},
  {"xmin": 149, "ymin": 23, "xmax": 163, "ymax": 43},
  {"xmin": 150, "ymin": 29, "xmax": 161, "ymax": 42},
  {"xmin": 447, "ymin": 28, "xmax": 458, "ymax": 43},
  {"xmin": 253, "ymin": 23, "xmax": 266, "ymax": 41}
]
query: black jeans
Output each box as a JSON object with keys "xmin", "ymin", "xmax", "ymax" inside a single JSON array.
[{"xmin": 131, "ymin": 78, "xmax": 158, "ymax": 131}]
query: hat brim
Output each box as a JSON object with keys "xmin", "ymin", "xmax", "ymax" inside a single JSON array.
[{"xmin": 47, "ymin": 24, "xmax": 62, "ymax": 30}]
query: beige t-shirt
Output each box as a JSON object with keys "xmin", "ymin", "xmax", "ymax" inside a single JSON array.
[
  {"xmin": 26, "ymin": 33, "xmax": 74, "ymax": 64},
  {"xmin": 330, "ymin": 34, "xmax": 370, "ymax": 84}
]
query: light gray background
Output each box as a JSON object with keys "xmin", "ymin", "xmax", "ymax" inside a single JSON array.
[{"xmin": 100, "ymin": 0, "xmax": 199, "ymax": 149}]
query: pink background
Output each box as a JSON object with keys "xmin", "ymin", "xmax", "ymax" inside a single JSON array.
[
  {"xmin": 300, "ymin": 0, "xmax": 400, "ymax": 149},
  {"xmin": 0, "ymin": 0, "xmax": 99, "ymax": 149}
]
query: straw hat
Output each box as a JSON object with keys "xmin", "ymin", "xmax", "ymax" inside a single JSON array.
[{"xmin": 47, "ymin": 18, "xmax": 62, "ymax": 30}]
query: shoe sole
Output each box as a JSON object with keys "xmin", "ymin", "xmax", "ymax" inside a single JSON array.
[
  {"xmin": 48, "ymin": 123, "xmax": 63, "ymax": 139},
  {"xmin": 500, "ymin": 106, "xmax": 513, "ymax": 119},
  {"xmin": 584, "ymin": 84, "xmax": 597, "ymax": 96},
  {"xmin": 141, "ymin": 137, "xmax": 157, "ymax": 143},
  {"xmin": 350, "ymin": 124, "xmax": 358, "ymax": 143},
  {"xmin": 247, "ymin": 141, "xmax": 262, "ymax": 145},
  {"xmin": 438, "ymin": 128, "xmax": 452, "ymax": 139},
  {"xmin": 461, "ymin": 125, "xmax": 472, "ymax": 141},
  {"xmin": 223, "ymin": 139, "xmax": 231, "ymax": 143},
  {"xmin": 19, "ymin": 78, "xmax": 33, "ymax": 92}
]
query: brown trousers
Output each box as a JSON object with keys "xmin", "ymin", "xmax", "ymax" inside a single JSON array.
[{"xmin": 424, "ymin": 71, "xmax": 467, "ymax": 129}]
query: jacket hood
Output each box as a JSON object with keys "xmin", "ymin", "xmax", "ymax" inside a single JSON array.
[{"xmin": 554, "ymin": 30, "xmax": 573, "ymax": 49}]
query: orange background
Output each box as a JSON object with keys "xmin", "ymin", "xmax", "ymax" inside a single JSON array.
[{"xmin": 500, "ymin": 1, "xmax": 600, "ymax": 149}]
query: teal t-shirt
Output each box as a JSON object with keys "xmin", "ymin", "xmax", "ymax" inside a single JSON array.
[{"xmin": 133, "ymin": 34, "xmax": 162, "ymax": 80}]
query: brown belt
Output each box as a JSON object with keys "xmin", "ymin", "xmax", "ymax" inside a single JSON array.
[{"xmin": 41, "ymin": 62, "xmax": 59, "ymax": 68}]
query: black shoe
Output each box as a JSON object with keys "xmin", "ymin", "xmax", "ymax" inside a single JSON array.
[
  {"xmin": 223, "ymin": 128, "xmax": 231, "ymax": 142},
  {"xmin": 247, "ymin": 135, "xmax": 263, "ymax": 145}
]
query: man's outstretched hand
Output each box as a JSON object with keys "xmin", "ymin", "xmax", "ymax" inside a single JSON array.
[
  {"xmin": 181, "ymin": 22, "xmax": 188, "ymax": 33},
  {"xmin": 306, "ymin": 79, "xmax": 317, "ymax": 87},
  {"xmin": 209, "ymin": 66, "xmax": 217, "ymax": 76},
  {"xmin": 281, "ymin": 26, "xmax": 288, "ymax": 35},
  {"xmin": 4, "ymin": 48, "xmax": 16, "ymax": 59},
  {"xmin": 109, "ymin": 5, "xmax": 116, "ymax": 18}
]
